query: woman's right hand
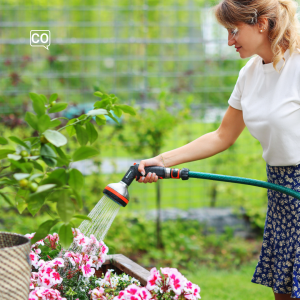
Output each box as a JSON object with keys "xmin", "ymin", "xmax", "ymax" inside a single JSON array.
[{"xmin": 137, "ymin": 156, "xmax": 164, "ymax": 184}]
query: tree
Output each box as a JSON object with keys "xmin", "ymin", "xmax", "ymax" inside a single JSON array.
[
  {"xmin": 0, "ymin": 91, "xmax": 136, "ymax": 248},
  {"xmin": 115, "ymin": 91, "xmax": 193, "ymax": 248}
]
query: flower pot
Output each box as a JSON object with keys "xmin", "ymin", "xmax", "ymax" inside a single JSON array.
[
  {"xmin": 95, "ymin": 254, "xmax": 150, "ymax": 286},
  {"xmin": 0, "ymin": 232, "xmax": 31, "ymax": 300}
]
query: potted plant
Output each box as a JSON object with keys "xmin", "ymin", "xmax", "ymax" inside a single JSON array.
[{"xmin": 27, "ymin": 229, "xmax": 201, "ymax": 300}]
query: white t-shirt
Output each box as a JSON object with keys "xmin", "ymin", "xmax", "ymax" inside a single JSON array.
[{"xmin": 228, "ymin": 49, "xmax": 300, "ymax": 166}]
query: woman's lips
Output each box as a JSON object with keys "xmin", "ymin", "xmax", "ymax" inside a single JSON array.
[{"xmin": 236, "ymin": 46, "xmax": 242, "ymax": 52}]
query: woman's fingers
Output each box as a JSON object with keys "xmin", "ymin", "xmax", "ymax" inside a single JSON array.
[
  {"xmin": 137, "ymin": 172, "xmax": 159, "ymax": 183},
  {"xmin": 144, "ymin": 172, "xmax": 159, "ymax": 183}
]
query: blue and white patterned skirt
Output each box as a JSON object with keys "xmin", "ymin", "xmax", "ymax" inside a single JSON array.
[{"xmin": 251, "ymin": 164, "xmax": 300, "ymax": 298}]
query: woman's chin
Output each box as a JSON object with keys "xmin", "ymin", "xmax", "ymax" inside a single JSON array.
[{"xmin": 239, "ymin": 51, "xmax": 252, "ymax": 59}]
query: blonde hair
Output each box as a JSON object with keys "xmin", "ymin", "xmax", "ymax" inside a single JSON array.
[{"xmin": 214, "ymin": 0, "xmax": 300, "ymax": 71}]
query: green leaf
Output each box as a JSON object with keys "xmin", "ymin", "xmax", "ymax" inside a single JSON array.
[
  {"xmin": 49, "ymin": 93, "xmax": 58, "ymax": 102},
  {"xmin": 49, "ymin": 119, "xmax": 61, "ymax": 128},
  {"xmin": 29, "ymin": 93, "xmax": 46, "ymax": 116},
  {"xmin": 40, "ymin": 144, "xmax": 57, "ymax": 158},
  {"xmin": 13, "ymin": 173, "xmax": 30, "ymax": 180},
  {"xmin": 9, "ymin": 136, "xmax": 30, "ymax": 150},
  {"xmin": 107, "ymin": 112, "xmax": 120, "ymax": 125},
  {"xmin": 39, "ymin": 94, "xmax": 48, "ymax": 105},
  {"xmin": 41, "ymin": 157, "xmax": 57, "ymax": 167},
  {"xmin": 0, "ymin": 149, "xmax": 15, "ymax": 159},
  {"xmin": 55, "ymin": 147, "xmax": 69, "ymax": 164},
  {"xmin": 32, "ymin": 161, "xmax": 44, "ymax": 172},
  {"xmin": 95, "ymin": 115, "xmax": 106, "ymax": 126},
  {"xmin": 71, "ymin": 189, "xmax": 83, "ymax": 209},
  {"xmin": 72, "ymin": 214, "xmax": 91, "ymax": 221},
  {"xmin": 27, "ymin": 193, "xmax": 46, "ymax": 216},
  {"xmin": 75, "ymin": 125, "xmax": 88, "ymax": 146},
  {"xmin": 7, "ymin": 154, "xmax": 21, "ymax": 161},
  {"xmin": 44, "ymin": 130, "xmax": 67, "ymax": 147},
  {"xmin": 56, "ymin": 190, "xmax": 74, "ymax": 223},
  {"xmin": 94, "ymin": 99, "xmax": 111, "ymax": 109},
  {"xmin": 117, "ymin": 104, "xmax": 136, "ymax": 116},
  {"xmin": 94, "ymin": 91, "xmax": 103, "ymax": 97},
  {"xmin": 85, "ymin": 122, "xmax": 98, "ymax": 144},
  {"xmin": 15, "ymin": 189, "xmax": 30, "ymax": 213},
  {"xmin": 46, "ymin": 190, "xmax": 62, "ymax": 203},
  {"xmin": 29, "ymin": 174, "xmax": 43, "ymax": 181},
  {"xmin": 48, "ymin": 168, "xmax": 67, "ymax": 185},
  {"xmin": 27, "ymin": 156, "xmax": 39, "ymax": 160},
  {"xmin": 0, "ymin": 137, "xmax": 8, "ymax": 145},
  {"xmin": 9, "ymin": 159, "xmax": 27, "ymax": 172},
  {"xmin": 17, "ymin": 199, "xmax": 27, "ymax": 213},
  {"xmin": 39, "ymin": 177, "xmax": 63, "ymax": 188},
  {"xmin": 31, "ymin": 219, "xmax": 59, "ymax": 244},
  {"xmin": 68, "ymin": 169, "xmax": 84, "ymax": 191},
  {"xmin": 35, "ymin": 184, "xmax": 56, "ymax": 194},
  {"xmin": 48, "ymin": 102, "xmax": 68, "ymax": 113},
  {"xmin": 59, "ymin": 223, "xmax": 73, "ymax": 248},
  {"xmin": 72, "ymin": 146, "xmax": 99, "ymax": 162},
  {"xmin": 38, "ymin": 115, "xmax": 51, "ymax": 133},
  {"xmin": 113, "ymin": 106, "xmax": 123, "ymax": 118},
  {"xmin": 65, "ymin": 119, "xmax": 77, "ymax": 137},
  {"xmin": 0, "ymin": 193, "xmax": 13, "ymax": 206},
  {"xmin": 25, "ymin": 112, "xmax": 38, "ymax": 131},
  {"xmin": 86, "ymin": 109, "xmax": 108, "ymax": 116}
]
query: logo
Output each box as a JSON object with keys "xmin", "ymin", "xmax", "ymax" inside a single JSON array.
[{"xmin": 30, "ymin": 30, "xmax": 51, "ymax": 50}]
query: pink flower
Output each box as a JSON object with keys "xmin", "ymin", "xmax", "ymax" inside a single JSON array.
[
  {"xmin": 51, "ymin": 272, "xmax": 62, "ymax": 285},
  {"xmin": 146, "ymin": 268, "xmax": 161, "ymax": 291},
  {"xmin": 138, "ymin": 287, "xmax": 152, "ymax": 300},
  {"xmin": 25, "ymin": 233, "xmax": 35, "ymax": 240},
  {"xmin": 91, "ymin": 287, "xmax": 105, "ymax": 300},
  {"xmin": 81, "ymin": 263, "xmax": 95, "ymax": 278},
  {"xmin": 125, "ymin": 284, "xmax": 140, "ymax": 295},
  {"xmin": 29, "ymin": 250, "xmax": 40, "ymax": 269},
  {"xmin": 52, "ymin": 258, "xmax": 64, "ymax": 268},
  {"xmin": 169, "ymin": 274, "xmax": 185, "ymax": 295},
  {"xmin": 104, "ymin": 270, "xmax": 111, "ymax": 281}
]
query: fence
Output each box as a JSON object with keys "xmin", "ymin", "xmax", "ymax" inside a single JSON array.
[{"xmin": 0, "ymin": 1, "xmax": 268, "ymax": 213}]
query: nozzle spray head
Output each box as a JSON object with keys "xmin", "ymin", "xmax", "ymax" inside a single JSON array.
[
  {"xmin": 103, "ymin": 163, "xmax": 189, "ymax": 207},
  {"xmin": 103, "ymin": 181, "xmax": 129, "ymax": 207}
]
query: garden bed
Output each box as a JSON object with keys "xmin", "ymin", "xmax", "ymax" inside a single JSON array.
[{"xmin": 95, "ymin": 254, "xmax": 150, "ymax": 286}]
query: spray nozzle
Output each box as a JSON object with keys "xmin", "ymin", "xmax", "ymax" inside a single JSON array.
[
  {"xmin": 121, "ymin": 163, "xmax": 189, "ymax": 185},
  {"xmin": 103, "ymin": 164, "xmax": 189, "ymax": 208}
]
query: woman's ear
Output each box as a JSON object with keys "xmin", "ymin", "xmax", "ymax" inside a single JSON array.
[{"xmin": 257, "ymin": 17, "xmax": 269, "ymax": 32}]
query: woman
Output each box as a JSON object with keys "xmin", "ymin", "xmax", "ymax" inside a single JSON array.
[{"xmin": 136, "ymin": 0, "xmax": 300, "ymax": 299}]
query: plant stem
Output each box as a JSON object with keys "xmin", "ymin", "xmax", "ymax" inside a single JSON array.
[{"xmin": 58, "ymin": 117, "xmax": 88, "ymax": 132}]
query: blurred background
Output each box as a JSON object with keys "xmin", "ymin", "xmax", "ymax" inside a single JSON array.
[{"xmin": 1, "ymin": 0, "xmax": 292, "ymax": 299}]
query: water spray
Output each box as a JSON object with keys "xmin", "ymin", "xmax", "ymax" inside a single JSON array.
[{"xmin": 77, "ymin": 163, "xmax": 300, "ymax": 243}]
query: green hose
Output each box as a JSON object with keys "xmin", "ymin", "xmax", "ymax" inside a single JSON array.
[{"xmin": 188, "ymin": 171, "xmax": 300, "ymax": 201}]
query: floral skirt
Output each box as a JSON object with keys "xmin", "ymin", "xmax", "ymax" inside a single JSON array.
[{"xmin": 251, "ymin": 164, "xmax": 300, "ymax": 298}]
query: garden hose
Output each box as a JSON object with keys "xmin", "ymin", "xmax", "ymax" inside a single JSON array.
[{"xmin": 103, "ymin": 164, "xmax": 300, "ymax": 207}]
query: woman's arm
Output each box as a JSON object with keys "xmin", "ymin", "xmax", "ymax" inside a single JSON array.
[
  {"xmin": 137, "ymin": 106, "xmax": 245, "ymax": 182},
  {"xmin": 160, "ymin": 105, "xmax": 245, "ymax": 167}
]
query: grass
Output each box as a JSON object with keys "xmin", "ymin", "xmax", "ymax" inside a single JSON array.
[{"xmin": 184, "ymin": 261, "xmax": 274, "ymax": 300}]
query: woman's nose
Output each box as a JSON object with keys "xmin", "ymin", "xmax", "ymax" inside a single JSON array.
[{"xmin": 228, "ymin": 34, "xmax": 235, "ymax": 46}]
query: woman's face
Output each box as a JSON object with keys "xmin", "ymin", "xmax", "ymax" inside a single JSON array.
[{"xmin": 227, "ymin": 22, "xmax": 266, "ymax": 59}]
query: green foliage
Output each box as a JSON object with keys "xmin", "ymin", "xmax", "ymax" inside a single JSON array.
[
  {"xmin": 105, "ymin": 213, "xmax": 262, "ymax": 271},
  {"xmin": 0, "ymin": 91, "xmax": 136, "ymax": 247}
]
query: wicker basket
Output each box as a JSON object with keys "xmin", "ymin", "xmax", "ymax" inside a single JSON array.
[{"xmin": 0, "ymin": 232, "xmax": 31, "ymax": 300}]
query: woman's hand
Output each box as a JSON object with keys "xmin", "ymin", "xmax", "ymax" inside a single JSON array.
[{"xmin": 137, "ymin": 156, "xmax": 164, "ymax": 183}]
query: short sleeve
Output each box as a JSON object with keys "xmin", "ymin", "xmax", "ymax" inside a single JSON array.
[{"xmin": 228, "ymin": 66, "xmax": 246, "ymax": 111}]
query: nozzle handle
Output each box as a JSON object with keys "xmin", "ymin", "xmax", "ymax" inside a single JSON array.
[
  {"xmin": 121, "ymin": 163, "xmax": 189, "ymax": 186},
  {"xmin": 121, "ymin": 164, "xmax": 166, "ymax": 186},
  {"xmin": 140, "ymin": 166, "xmax": 166, "ymax": 180}
]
